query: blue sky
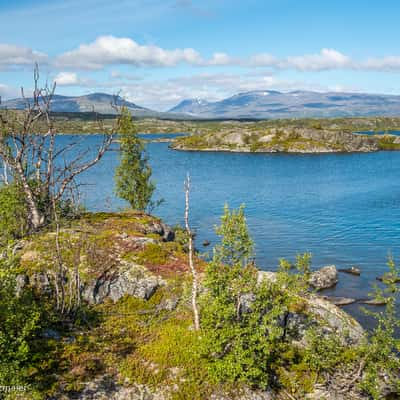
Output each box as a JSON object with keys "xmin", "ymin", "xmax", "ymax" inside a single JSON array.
[{"xmin": 1, "ymin": 0, "xmax": 400, "ymax": 110}]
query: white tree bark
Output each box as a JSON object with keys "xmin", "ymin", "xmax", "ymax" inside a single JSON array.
[{"xmin": 184, "ymin": 174, "xmax": 200, "ymax": 331}]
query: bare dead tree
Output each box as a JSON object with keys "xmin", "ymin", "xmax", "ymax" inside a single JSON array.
[
  {"xmin": 0, "ymin": 64, "xmax": 116, "ymax": 231},
  {"xmin": 1, "ymin": 161, "xmax": 8, "ymax": 185},
  {"xmin": 184, "ymin": 173, "xmax": 200, "ymax": 330}
]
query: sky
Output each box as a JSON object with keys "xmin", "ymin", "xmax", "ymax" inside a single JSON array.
[{"xmin": 1, "ymin": 0, "xmax": 400, "ymax": 110}]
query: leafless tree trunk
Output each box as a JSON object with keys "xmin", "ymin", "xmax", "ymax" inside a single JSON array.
[
  {"xmin": 1, "ymin": 161, "xmax": 8, "ymax": 185},
  {"xmin": 184, "ymin": 174, "xmax": 200, "ymax": 331}
]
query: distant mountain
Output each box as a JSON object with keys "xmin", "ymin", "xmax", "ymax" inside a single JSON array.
[
  {"xmin": 168, "ymin": 98, "xmax": 210, "ymax": 115},
  {"xmin": 1, "ymin": 92, "xmax": 169, "ymax": 118},
  {"xmin": 168, "ymin": 90, "xmax": 400, "ymax": 119},
  {"xmin": 5, "ymin": 90, "xmax": 400, "ymax": 120}
]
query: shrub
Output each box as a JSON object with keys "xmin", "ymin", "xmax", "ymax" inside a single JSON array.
[
  {"xmin": 0, "ymin": 183, "xmax": 29, "ymax": 244},
  {"xmin": 200, "ymin": 205, "xmax": 292, "ymax": 388},
  {"xmin": 0, "ymin": 252, "xmax": 42, "ymax": 387}
]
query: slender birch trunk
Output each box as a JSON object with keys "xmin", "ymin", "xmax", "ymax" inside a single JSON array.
[{"xmin": 184, "ymin": 174, "xmax": 200, "ymax": 331}]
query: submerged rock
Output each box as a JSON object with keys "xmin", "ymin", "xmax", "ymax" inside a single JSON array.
[
  {"xmin": 321, "ymin": 296, "xmax": 356, "ymax": 306},
  {"xmin": 309, "ymin": 265, "xmax": 338, "ymax": 290},
  {"xmin": 358, "ymin": 298, "xmax": 388, "ymax": 306},
  {"xmin": 339, "ymin": 266, "xmax": 361, "ymax": 276}
]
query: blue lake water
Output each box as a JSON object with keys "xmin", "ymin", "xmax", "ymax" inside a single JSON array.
[{"xmin": 61, "ymin": 134, "xmax": 400, "ymax": 325}]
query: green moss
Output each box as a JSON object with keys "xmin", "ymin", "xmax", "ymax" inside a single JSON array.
[
  {"xmin": 136, "ymin": 243, "xmax": 169, "ymax": 265},
  {"xmin": 377, "ymin": 136, "xmax": 400, "ymax": 150}
]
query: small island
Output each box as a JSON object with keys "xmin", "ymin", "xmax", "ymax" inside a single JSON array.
[{"xmin": 171, "ymin": 125, "xmax": 400, "ymax": 153}]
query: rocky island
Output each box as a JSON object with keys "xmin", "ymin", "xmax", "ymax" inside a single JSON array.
[{"xmin": 171, "ymin": 126, "xmax": 400, "ymax": 153}]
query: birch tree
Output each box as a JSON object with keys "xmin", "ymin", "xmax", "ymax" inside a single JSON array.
[{"xmin": 184, "ymin": 174, "xmax": 200, "ymax": 330}]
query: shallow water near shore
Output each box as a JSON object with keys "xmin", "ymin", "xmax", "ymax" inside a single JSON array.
[{"xmin": 61, "ymin": 133, "xmax": 400, "ymax": 326}]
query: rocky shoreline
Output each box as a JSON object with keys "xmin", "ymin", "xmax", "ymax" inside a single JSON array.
[{"xmin": 171, "ymin": 127, "xmax": 400, "ymax": 153}]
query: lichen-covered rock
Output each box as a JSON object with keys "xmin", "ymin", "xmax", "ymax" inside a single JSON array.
[
  {"xmin": 309, "ymin": 265, "xmax": 338, "ymax": 290},
  {"xmin": 211, "ymin": 387, "xmax": 275, "ymax": 400},
  {"xmin": 31, "ymin": 271, "xmax": 53, "ymax": 295},
  {"xmin": 304, "ymin": 294, "xmax": 364, "ymax": 344},
  {"xmin": 252, "ymin": 270, "xmax": 363, "ymax": 345},
  {"xmin": 57, "ymin": 376, "xmax": 166, "ymax": 400},
  {"xmin": 82, "ymin": 262, "xmax": 164, "ymax": 304},
  {"xmin": 15, "ymin": 274, "xmax": 29, "ymax": 296},
  {"xmin": 144, "ymin": 220, "xmax": 175, "ymax": 242}
]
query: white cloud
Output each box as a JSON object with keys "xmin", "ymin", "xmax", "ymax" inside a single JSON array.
[
  {"xmin": 53, "ymin": 38, "xmax": 400, "ymax": 73},
  {"xmin": 54, "ymin": 72, "xmax": 80, "ymax": 86},
  {"xmin": 250, "ymin": 48, "xmax": 351, "ymax": 71},
  {"xmin": 0, "ymin": 43, "xmax": 47, "ymax": 69},
  {"xmin": 208, "ymin": 52, "xmax": 237, "ymax": 66},
  {"xmin": 54, "ymin": 36, "xmax": 204, "ymax": 70},
  {"xmin": 53, "ymin": 71, "xmax": 95, "ymax": 87},
  {"xmin": 363, "ymin": 56, "xmax": 400, "ymax": 71},
  {"xmin": 283, "ymin": 48, "xmax": 352, "ymax": 71},
  {"xmin": 0, "ymin": 83, "xmax": 20, "ymax": 100},
  {"xmin": 249, "ymin": 53, "xmax": 278, "ymax": 67}
]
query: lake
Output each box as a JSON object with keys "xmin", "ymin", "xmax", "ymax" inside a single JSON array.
[{"xmin": 64, "ymin": 134, "xmax": 400, "ymax": 325}]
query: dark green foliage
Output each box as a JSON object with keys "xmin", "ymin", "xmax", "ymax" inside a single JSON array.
[
  {"xmin": 200, "ymin": 205, "xmax": 291, "ymax": 387},
  {"xmin": 0, "ymin": 253, "xmax": 41, "ymax": 386},
  {"xmin": 358, "ymin": 257, "xmax": 400, "ymax": 398},
  {"xmin": 115, "ymin": 107, "xmax": 157, "ymax": 211},
  {"xmin": 0, "ymin": 183, "xmax": 29, "ymax": 244}
]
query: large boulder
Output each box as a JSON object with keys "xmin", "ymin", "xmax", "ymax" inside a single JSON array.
[
  {"xmin": 309, "ymin": 265, "xmax": 338, "ymax": 290},
  {"xmin": 255, "ymin": 270, "xmax": 364, "ymax": 345},
  {"xmin": 82, "ymin": 262, "xmax": 164, "ymax": 304},
  {"xmin": 144, "ymin": 220, "xmax": 175, "ymax": 242},
  {"xmin": 301, "ymin": 294, "xmax": 364, "ymax": 344}
]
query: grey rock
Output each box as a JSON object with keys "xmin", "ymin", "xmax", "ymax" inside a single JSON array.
[
  {"xmin": 358, "ymin": 298, "xmax": 388, "ymax": 306},
  {"xmin": 31, "ymin": 271, "xmax": 52, "ymax": 294},
  {"xmin": 321, "ymin": 296, "xmax": 357, "ymax": 306},
  {"xmin": 82, "ymin": 262, "xmax": 164, "ymax": 304},
  {"xmin": 246, "ymin": 270, "xmax": 363, "ymax": 345},
  {"xmin": 15, "ymin": 274, "xmax": 29, "ymax": 296},
  {"xmin": 309, "ymin": 265, "xmax": 338, "ymax": 290},
  {"xmin": 156, "ymin": 297, "xmax": 179, "ymax": 312},
  {"xmin": 305, "ymin": 295, "xmax": 365, "ymax": 345},
  {"xmin": 338, "ymin": 266, "xmax": 361, "ymax": 276},
  {"xmin": 144, "ymin": 221, "xmax": 175, "ymax": 242},
  {"xmin": 211, "ymin": 387, "xmax": 275, "ymax": 400},
  {"xmin": 61, "ymin": 376, "xmax": 166, "ymax": 400}
]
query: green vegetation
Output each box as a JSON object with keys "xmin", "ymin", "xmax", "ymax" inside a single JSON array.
[
  {"xmin": 0, "ymin": 206, "xmax": 399, "ymax": 399},
  {"xmin": 1, "ymin": 89, "xmax": 400, "ymax": 398},
  {"xmin": 201, "ymin": 205, "xmax": 286, "ymax": 387},
  {"xmin": 0, "ymin": 252, "xmax": 42, "ymax": 391},
  {"xmin": 0, "ymin": 183, "xmax": 29, "ymax": 244},
  {"xmin": 115, "ymin": 107, "xmax": 158, "ymax": 211},
  {"xmin": 377, "ymin": 135, "xmax": 400, "ymax": 150}
]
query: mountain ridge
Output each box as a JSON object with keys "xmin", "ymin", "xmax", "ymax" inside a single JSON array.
[
  {"xmin": 168, "ymin": 90, "xmax": 400, "ymax": 119},
  {"xmin": 3, "ymin": 90, "xmax": 400, "ymax": 120}
]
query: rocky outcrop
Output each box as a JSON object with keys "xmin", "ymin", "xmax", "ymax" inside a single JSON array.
[
  {"xmin": 309, "ymin": 265, "xmax": 338, "ymax": 290},
  {"xmin": 171, "ymin": 127, "xmax": 400, "ymax": 153},
  {"xmin": 256, "ymin": 270, "xmax": 363, "ymax": 345},
  {"xmin": 15, "ymin": 212, "xmax": 177, "ymax": 305},
  {"xmin": 60, "ymin": 376, "xmax": 275, "ymax": 400},
  {"xmin": 82, "ymin": 262, "xmax": 164, "ymax": 304}
]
